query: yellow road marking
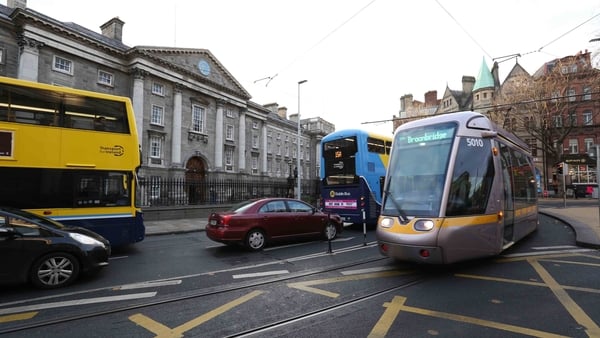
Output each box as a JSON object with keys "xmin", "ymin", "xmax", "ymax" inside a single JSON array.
[
  {"xmin": 455, "ymin": 273, "xmax": 600, "ymax": 294},
  {"xmin": 368, "ymin": 295, "xmax": 406, "ymax": 338},
  {"xmin": 369, "ymin": 296, "xmax": 570, "ymax": 338},
  {"xmin": 0, "ymin": 312, "xmax": 37, "ymax": 323},
  {"xmin": 129, "ymin": 290, "xmax": 264, "ymax": 338},
  {"xmin": 542, "ymin": 259, "xmax": 600, "ymax": 267},
  {"xmin": 529, "ymin": 259, "xmax": 600, "ymax": 337},
  {"xmin": 456, "ymin": 273, "xmax": 544, "ymax": 287},
  {"xmin": 495, "ymin": 252, "xmax": 579, "ymax": 263},
  {"xmin": 288, "ymin": 270, "xmax": 413, "ymax": 298}
]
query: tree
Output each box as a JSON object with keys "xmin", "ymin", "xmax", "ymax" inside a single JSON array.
[{"xmin": 490, "ymin": 52, "xmax": 600, "ymax": 191}]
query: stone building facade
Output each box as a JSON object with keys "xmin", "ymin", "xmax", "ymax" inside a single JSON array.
[
  {"xmin": 0, "ymin": 1, "xmax": 333, "ymax": 197},
  {"xmin": 394, "ymin": 52, "xmax": 600, "ymax": 193}
]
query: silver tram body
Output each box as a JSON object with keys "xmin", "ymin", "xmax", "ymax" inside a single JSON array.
[{"xmin": 376, "ymin": 111, "xmax": 538, "ymax": 264}]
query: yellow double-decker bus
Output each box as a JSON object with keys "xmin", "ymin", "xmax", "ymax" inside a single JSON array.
[{"xmin": 0, "ymin": 76, "xmax": 144, "ymax": 246}]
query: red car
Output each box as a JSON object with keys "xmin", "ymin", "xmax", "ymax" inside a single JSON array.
[{"xmin": 205, "ymin": 198, "xmax": 343, "ymax": 250}]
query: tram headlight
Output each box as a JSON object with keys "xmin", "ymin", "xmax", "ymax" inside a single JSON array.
[
  {"xmin": 379, "ymin": 217, "xmax": 394, "ymax": 228},
  {"xmin": 414, "ymin": 219, "xmax": 434, "ymax": 231}
]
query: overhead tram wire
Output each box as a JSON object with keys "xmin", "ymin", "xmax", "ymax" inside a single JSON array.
[
  {"xmin": 253, "ymin": 0, "xmax": 377, "ymax": 86},
  {"xmin": 362, "ymin": 8, "xmax": 600, "ymax": 127},
  {"xmin": 529, "ymin": 11, "xmax": 600, "ymax": 56},
  {"xmin": 434, "ymin": 0, "xmax": 492, "ymax": 59}
]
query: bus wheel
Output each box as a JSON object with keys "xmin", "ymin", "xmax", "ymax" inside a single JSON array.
[
  {"xmin": 324, "ymin": 223, "xmax": 337, "ymax": 240},
  {"xmin": 30, "ymin": 252, "xmax": 80, "ymax": 289},
  {"xmin": 245, "ymin": 229, "xmax": 266, "ymax": 251}
]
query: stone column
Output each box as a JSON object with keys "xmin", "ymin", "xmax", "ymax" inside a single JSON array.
[
  {"xmin": 17, "ymin": 36, "xmax": 44, "ymax": 82},
  {"xmin": 237, "ymin": 110, "xmax": 246, "ymax": 172},
  {"xmin": 131, "ymin": 68, "xmax": 146, "ymax": 148},
  {"xmin": 262, "ymin": 124, "xmax": 268, "ymax": 175},
  {"xmin": 214, "ymin": 101, "xmax": 224, "ymax": 171},
  {"xmin": 171, "ymin": 84, "xmax": 183, "ymax": 166}
]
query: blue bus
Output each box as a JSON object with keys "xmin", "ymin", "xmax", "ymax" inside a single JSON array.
[{"xmin": 320, "ymin": 129, "xmax": 392, "ymax": 225}]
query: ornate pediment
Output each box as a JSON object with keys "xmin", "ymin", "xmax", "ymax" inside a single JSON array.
[{"xmin": 131, "ymin": 46, "xmax": 251, "ymax": 100}]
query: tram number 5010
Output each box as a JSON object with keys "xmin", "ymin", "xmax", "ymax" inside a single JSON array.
[{"xmin": 466, "ymin": 138, "xmax": 484, "ymax": 147}]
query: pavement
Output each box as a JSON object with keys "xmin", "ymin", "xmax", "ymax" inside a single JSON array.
[
  {"xmin": 143, "ymin": 199, "xmax": 600, "ymax": 249},
  {"xmin": 537, "ymin": 198, "xmax": 600, "ymax": 249}
]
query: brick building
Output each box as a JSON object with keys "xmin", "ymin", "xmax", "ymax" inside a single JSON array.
[{"xmin": 393, "ymin": 52, "xmax": 600, "ymax": 192}]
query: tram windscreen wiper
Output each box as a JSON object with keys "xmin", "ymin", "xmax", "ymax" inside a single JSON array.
[{"xmin": 383, "ymin": 178, "xmax": 409, "ymax": 224}]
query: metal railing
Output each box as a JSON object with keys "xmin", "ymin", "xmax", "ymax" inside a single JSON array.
[{"xmin": 138, "ymin": 176, "xmax": 320, "ymax": 207}]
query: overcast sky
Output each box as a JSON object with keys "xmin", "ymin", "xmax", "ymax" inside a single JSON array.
[{"xmin": 16, "ymin": 0, "xmax": 600, "ymax": 133}]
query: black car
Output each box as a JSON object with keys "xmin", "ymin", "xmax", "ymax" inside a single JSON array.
[{"xmin": 0, "ymin": 207, "xmax": 110, "ymax": 289}]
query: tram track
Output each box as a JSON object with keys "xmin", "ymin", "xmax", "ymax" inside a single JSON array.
[
  {"xmin": 228, "ymin": 277, "xmax": 426, "ymax": 338},
  {"xmin": 1, "ymin": 255, "xmax": 408, "ymax": 335}
]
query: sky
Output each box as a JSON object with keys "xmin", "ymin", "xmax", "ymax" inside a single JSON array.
[{"xmin": 12, "ymin": 0, "xmax": 600, "ymax": 134}]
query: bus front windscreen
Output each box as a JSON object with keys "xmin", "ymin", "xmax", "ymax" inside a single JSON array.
[
  {"xmin": 322, "ymin": 136, "xmax": 358, "ymax": 185},
  {"xmin": 382, "ymin": 122, "xmax": 456, "ymax": 217}
]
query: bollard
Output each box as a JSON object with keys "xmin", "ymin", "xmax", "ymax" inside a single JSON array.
[
  {"xmin": 362, "ymin": 208, "xmax": 367, "ymax": 246},
  {"xmin": 326, "ymin": 211, "xmax": 333, "ymax": 254}
]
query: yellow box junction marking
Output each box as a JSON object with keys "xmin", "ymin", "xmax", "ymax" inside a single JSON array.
[
  {"xmin": 129, "ymin": 290, "xmax": 263, "ymax": 338},
  {"xmin": 287, "ymin": 270, "xmax": 413, "ymax": 298},
  {"xmin": 0, "ymin": 311, "xmax": 37, "ymax": 323},
  {"xmin": 457, "ymin": 255, "xmax": 600, "ymax": 337},
  {"xmin": 528, "ymin": 258, "xmax": 600, "ymax": 337},
  {"xmin": 455, "ymin": 273, "xmax": 600, "ymax": 294},
  {"xmin": 368, "ymin": 296, "xmax": 570, "ymax": 338}
]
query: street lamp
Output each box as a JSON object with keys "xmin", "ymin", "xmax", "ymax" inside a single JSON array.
[
  {"xmin": 588, "ymin": 144, "xmax": 600, "ymax": 225},
  {"xmin": 297, "ymin": 80, "xmax": 307, "ymax": 200}
]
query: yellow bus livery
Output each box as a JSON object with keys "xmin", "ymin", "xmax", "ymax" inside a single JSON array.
[{"xmin": 0, "ymin": 76, "xmax": 144, "ymax": 246}]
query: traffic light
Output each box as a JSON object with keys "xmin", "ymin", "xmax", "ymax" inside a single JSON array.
[{"xmin": 556, "ymin": 162, "xmax": 563, "ymax": 175}]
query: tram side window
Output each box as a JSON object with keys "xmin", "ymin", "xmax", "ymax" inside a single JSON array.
[
  {"xmin": 446, "ymin": 137, "xmax": 495, "ymax": 216},
  {"xmin": 509, "ymin": 150, "xmax": 537, "ymax": 207}
]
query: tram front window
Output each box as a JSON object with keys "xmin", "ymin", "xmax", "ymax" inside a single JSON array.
[
  {"xmin": 382, "ymin": 123, "xmax": 455, "ymax": 217},
  {"xmin": 446, "ymin": 137, "xmax": 494, "ymax": 216}
]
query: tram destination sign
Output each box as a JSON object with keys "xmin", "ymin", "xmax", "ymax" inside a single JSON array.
[{"xmin": 400, "ymin": 125, "xmax": 455, "ymax": 145}]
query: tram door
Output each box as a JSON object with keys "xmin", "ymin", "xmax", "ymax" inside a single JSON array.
[{"xmin": 499, "ymin": 143, "xmax": 515, "ymax": 245}]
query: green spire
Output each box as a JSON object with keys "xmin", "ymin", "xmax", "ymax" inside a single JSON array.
[{"xmin": 473, "ymin": 57, "xmax": 494, "ymax": 91}]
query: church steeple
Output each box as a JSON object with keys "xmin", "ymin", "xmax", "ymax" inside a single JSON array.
[{"xmin": 473, "ymin": 57, "xmax": 495, "ymax": 91}]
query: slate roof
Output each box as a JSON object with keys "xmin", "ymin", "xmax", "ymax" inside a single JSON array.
[{"xmin": 2, "ymin": 3, "xmax": 251, "ymax": 99}]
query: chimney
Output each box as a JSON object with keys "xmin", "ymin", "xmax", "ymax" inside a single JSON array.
[
  {"xmin": 277, "ymin": 107, "xmax": 288, "ymax": 119},
  {"xmin": 7, "ymin": 0, "xmax": 26, "ymax": 9},
  {"xmin": 462, "ymin": 76, "xmax": 475, "ymax": 93},
  {"xmin": 400, "ymin": 94, "xmax": 413, "ymax": 111},
  {"xmin": 424, "ymin": 91, "xmax": 438, "ymax": 106},
  {"xmin": 100, "ymin": 17, "xmax": 125, "ymax": 42}
]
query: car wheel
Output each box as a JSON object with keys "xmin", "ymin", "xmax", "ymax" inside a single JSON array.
[
  {"xmin": 245, "ymin": 229, "xmax": 265, "ymax": 251},
  {"xmin": 30, "ymin": 252, "xmax": 80, "ymax": 289},
  {"xmin": 324, "ymin": 222, "xmax": 337, "ymax": 240}
]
